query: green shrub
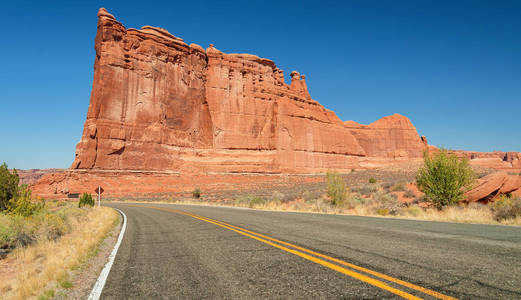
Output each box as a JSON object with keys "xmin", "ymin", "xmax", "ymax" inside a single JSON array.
[
  {"xmin": 416, "ymin": 149, "xmax": 475, "ymax": 209},
  {"xmin": 369, "ymin": 178, "xmax": 377, "ymax": 184},
  {"xmin": 192, "ymin": 188, "xmax": 201, "ymax": 199},
  {"xmin": 0, "ymin": 162, "xmax": 19, "ymax": 211},
  {"xmin": 7, "ymin": 185, "xmax": 44, "ymax": 217},
  {"xmin": 79, "ymin": 193, "xmax": 94, "ymax": 208},
  {"xmin": 327, "ymin": 171, "xmax": 347, "ymax": 206},
  {"xmin": 492, "ymin": 196, "xmax": 521, "ymax": 221}
]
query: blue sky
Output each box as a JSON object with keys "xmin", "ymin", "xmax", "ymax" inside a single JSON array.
[{"xmin": 1, "ymin": 0, "xmax": 520, "ymax": 169}]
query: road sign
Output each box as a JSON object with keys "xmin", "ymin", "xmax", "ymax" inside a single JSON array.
[
  {"xmin": 95, "ymin": 186, "xmax": 104, "ymax": 194},
  {"xmin": 95, "ymin": 186, "xmax": 104, "ymax": 207}
]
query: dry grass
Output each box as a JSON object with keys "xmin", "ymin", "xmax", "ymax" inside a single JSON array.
[
  {"xmin": 416, "ymin": 204, "xmax": 494, "ymax": 224},
  {"xmin": 0, "ymin": 206, "xmax": 118, "ymax": 300},
  {"xmin": 118, "ymin": 194, "xmax": 521, "ymax": 226}
]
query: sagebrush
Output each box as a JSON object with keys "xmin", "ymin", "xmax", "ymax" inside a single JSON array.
[
  {"xmin": 327, "ymin": 171, "xmax": 347, "ymax": 206},
  {"xmin": 492, "ymin": 196, "xmax": 521, "ymax": 221}
]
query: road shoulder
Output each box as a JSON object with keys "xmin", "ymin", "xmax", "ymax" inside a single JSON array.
[{"xmin": 55, "ymin": 212, "xmax": 122, "ymax": 299}]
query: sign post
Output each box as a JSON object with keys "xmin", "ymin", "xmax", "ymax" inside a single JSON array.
[{"xmin": 94, "ymin": 186, "xmax": 104, "ymax": 207}]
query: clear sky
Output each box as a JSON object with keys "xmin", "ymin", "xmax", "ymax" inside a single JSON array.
[{"xmin": 1, "ymin": 0, "xmax": 520, "ymax": 169}]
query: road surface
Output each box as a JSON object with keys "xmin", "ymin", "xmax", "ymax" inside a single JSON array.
[{"xmin": 100, "ymin": 203, "xmax": 521, "ymax": 299}]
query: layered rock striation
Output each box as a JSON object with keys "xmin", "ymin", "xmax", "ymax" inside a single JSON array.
[{"xmin": 71, "ymin": 8, "xmax": 427, "ymax": 174}]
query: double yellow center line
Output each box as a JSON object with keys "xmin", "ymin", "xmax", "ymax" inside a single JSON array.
[{"xmin": 131, "ymin": 205, "xmax": 456, "ymax": 300}]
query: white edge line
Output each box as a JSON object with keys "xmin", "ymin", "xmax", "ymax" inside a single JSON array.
[{"xmin": 88, "ymin": 208, "xmax": 127, "ymax": 300}]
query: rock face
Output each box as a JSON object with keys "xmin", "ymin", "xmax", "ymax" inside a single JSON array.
[
  {"xmin": 465, "ymin": 172, "xmax": 521, "ymax": 203},
  {"xmin": 71, "ymin": 8, "xmax": 427, "ymax": 173},
  {"xmin": 343, "ymin": 114, "xmax": 427, "ymax": 159}
]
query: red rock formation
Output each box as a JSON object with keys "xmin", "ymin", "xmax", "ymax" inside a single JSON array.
[
  {"xmin": 71, "ymin": 8, "xmax": 427, "ymax": 174},
  {"xmin": 498, "ymin": 175, "xmax": 521, "ymax": 194},
  {"xmin": 16, "ymin": 169, "xmax": 65, "ymax": 185},
  {"xmin": 457, "ymin": 151, "xmax": 521, "ymax": 173},
  {"xmin": 30, "ymin": 170, "xmax": 325, "ymax": 200},
  {"xmin": 465, "ymin": 172, "xmax": 521, "ymax": 202},
  {"xmin": 465, "ymin": 172, "xmax": 508, "ymax": 202},
  {"xmin": 343, "ymin": 114, "xmax": 426, "ymax": 159}
]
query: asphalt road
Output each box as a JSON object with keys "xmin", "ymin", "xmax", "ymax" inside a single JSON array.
[{"xmin": 100, "ymin": 203, "xmax": 521, "ymax": 299}]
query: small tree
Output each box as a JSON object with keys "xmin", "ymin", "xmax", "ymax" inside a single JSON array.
[
  {"xmin": 327, "ymin": 171, "xmax": 347, "ymax": 206},
  {"xmin": 416, "ymin": 149, "xmax": 475, "ymax": 209},
  {"xmin": 7, "ymin": 184, "xmax": 43, "ymax": 217},
  {"xmin": 79, "ymin": 193, "xmax": 95, "ymax": 208},
  {"xmin": 0, "ymin": 162, "xmax": 19, "ymax": 211},
  {"xmin": 192, "ymin": 188, "xmax": 201, "ymax": 199}
]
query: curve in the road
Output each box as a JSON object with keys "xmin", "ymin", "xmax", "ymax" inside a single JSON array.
[
  {"xmin": 89, "ymin": 208, "xmax": 127, "ymax": 300},
  {"xmin": 132, "ymin": 205, "xmax": 457, "ymax": 300}
]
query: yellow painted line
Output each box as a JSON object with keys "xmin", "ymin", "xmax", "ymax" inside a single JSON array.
[
  {"xmin": 174, "ymin": 209, "xmax": 457, "ymax": 300},
  {"xmin": 129, "ymin": 205, "xmax": 427, "ymax": 299}
]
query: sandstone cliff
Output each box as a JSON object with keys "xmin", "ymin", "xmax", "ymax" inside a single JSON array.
[
  {"xmin": 71, "ymin": 8, "xmax": 427, "ymax": 174},
  {"xmin": 343, "ymin": 114, "xmax": 427, "ymax": 159}
]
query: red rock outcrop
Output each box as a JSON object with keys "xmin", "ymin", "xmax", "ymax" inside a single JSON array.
[
  {"xmin": 70, "ymin": 8, "xmax": 427, "ymax": 174},
  {"xmin": 343, "ymin": 114, "xmax": 426, "ymax": 159},
  {"xmin": 465, "ymin": 172, "xmax": 521, "ymax": 202},
  {"xmin": 456, "ymin": 151, "xmax": 521, "ymax": 173},
  {"xmin": 16, "ymin": 169, "xmax": 65, "ymax": 185},
  {"xmin": 465, "ymin": 172, "xmax": 508, "ymax": 202}
]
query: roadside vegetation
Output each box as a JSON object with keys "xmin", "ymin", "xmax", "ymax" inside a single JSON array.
[
  {"xmin": 145, "ymin": 151, "xmax": 521, "ymax": 226},
  {"xmin": 0, "ymin": 162, "xmax": 119, "ymax": 299},
  {"xmin": 416, "ymin": 149, "xmax": 475, "ymax": 209}
]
